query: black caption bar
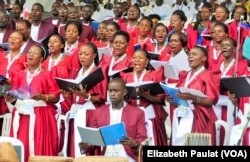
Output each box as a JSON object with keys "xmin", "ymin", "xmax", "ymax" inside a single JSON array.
[{"xmin": 143, "ymin": 146, "xmax": 250, "ymax": 162}]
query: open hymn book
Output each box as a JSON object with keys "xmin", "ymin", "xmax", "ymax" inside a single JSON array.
[
  {"xmin": 126, "ymin": 81, "xmax": 164, "ymax": 99},
  {"xmin": 150, "ymin": 59, "xmax": 190, "ymax": 80},
  {"xmin": 160, "ymin": 83, "xmax": 207, "ymax": 107},
  {"xmin": 55, "ymin": 67, "xmax": 104, "ymax": 92},
  {"xmin": 98, "ymin": 46, "xmax": 112, "ymax": 61},
  {"xmin": 6, "ymin": 85, "xmax": 38, "ymax": 100},
  {"xmin": 77, "ymin": 122, "xmax": 127, "ymax": 146}
]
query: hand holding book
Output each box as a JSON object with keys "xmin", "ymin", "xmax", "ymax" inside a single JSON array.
[
  {"xmin": 119, "ymin": 136, "xmax": 137, "ymax": 149},
  {"xmin": 5, "ymin": 93, "xmax": 17, "ymax": 104},
  {"xmin": 79, "ymin": 141, "xmax": 91, "ymax": 154},
  {"xmin": 69, "ymin": 85, "xmax": 89, "ymax": 98}
]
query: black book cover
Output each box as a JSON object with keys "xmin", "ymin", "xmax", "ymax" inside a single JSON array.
[
  {"xmin": 55, "ymin": 67, "xmax": 104, "ymax": 92},
  {"xmin": 221, "ymin": 77, "xmax": 250, "ymax": 97},
  {"xmin": 126, "ymin": 82, "xmax": 164, "ymax": 99}
]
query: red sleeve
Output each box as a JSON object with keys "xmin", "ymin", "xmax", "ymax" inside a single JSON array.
[{"xmin": 186, "ymin": 24, "xmax": 198, "ymax": 50}]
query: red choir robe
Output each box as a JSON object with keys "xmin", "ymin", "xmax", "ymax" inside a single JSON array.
[
  {"xmin": 227, "ymin": 20, "xmax": 249, "ymax": 61},
  {"xmin": 21, "ymin": 38, "xmax": 39, "ymax": 54},
  {"xmin": 185, "ymin": 23, "xmax": 199, "ymax": 50},
  {"xmin": 43, "ymin": 17, "xmax": 60, "ymax": 28},
  {"xmin": 41, "ymin": 55, "xmax": 71, "ymax": 79},
  {"xmin": 131, "ymin": 35, "xmax": 153, "ymax": 51},
  {"xmin": 59, "ymin": 24, "xmax": 96, "ymax": 42},
  {"xmin": 147, "ymin": 43, "xmax": 172, "ymax": 61},
  {"xmin": 9, "ymin": 69, "xmax": 60, "ymax": 162},
  {"xmin": 99, "ymin": 54, "xmax": 133, "ymax": 80},
  {"xmin": 0, "ymin": 52, "xmax": 26, "ymax": 114},
  {"xmin": 167, "ymin": 25, "xmax": 198, "ymax": 51},
  {"xmin": 0, "ymin": 52, "xmax": 26, "ymax": 135},
  {"xmin": 1, "ymin": 26, "xmax": 15, "ymax": 43},
  {"xmin": 63, "ymin": 65, "xmax": 108, "ymax": 158},
  {"xmin": 87, "ymin": 104, "xmax": 147, "ymax": 161},
  {"xmin": 36, "ymin": 21, "xmax": 58, "ymax": 42},
  {"xmin": 175, "ymin": 69, "xmax": 220, "ymax": 145},
  {"xmin": 207, "ymin": 41, "xmax": 225, "ymax": 71},
  {"xmin": 213, "ymin": 59, "xmax": 249, "ymax": 145},
  {"xmin": 120, "ymin": 22, "xmax": 140, "ymax": 41},
  {"xmin": 120, "ymin": 68, "xmax": 168, "ymax": 146},
  {"xmin": 105, "ymin": 17, "xmax": 127, "ymax": 26},
  {"xmin": 65, "ymin": 41, "xmax": 83, "ymax": 71}
]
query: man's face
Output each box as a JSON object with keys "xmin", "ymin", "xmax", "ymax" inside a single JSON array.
[
  {"xmin": 68, "ymin": 7, "xmax": 79, "ymax": 21},
  {"xmin": 51, "ymin": 2, "xmax": 60, "ymax": 16},
  {"xmin": 0, "ymin": 12, "xmax": 8, "ymax": 28},
  {"xmin": 82, "ymin": 6, "xmax": 93, "ymax": 20},
  {"xmin": 108, "ymin": 81, "xmax": 126, "ymax": 105},
  {"xmin": 31, "ymin": 4, "xmax": 43, "ymax": 22},
  {"xmin": 201, "ymin": 7, "xmax": 212, "ymax": 20},
  {"xmin": 113, "ymin": 4, "xmax": 124, "ymax": 18},
  {"xmin": 16, "ymin": 22, "xmax": 30, "ymax": 40},
  {"xmin": 12, "ymin": 4, "xmax": 23, "ymax": 19}
]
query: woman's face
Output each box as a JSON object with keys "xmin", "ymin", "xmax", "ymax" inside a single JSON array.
[
  {"xmin": 27, "ymin": 46, "xmax": 43, "ymax": 66},
  {"xmin": 170, "ymin": 14, "xmax": 184, "ymax": 31},
  {"xmin": 106, "ymin": 24, "xmax": 118, "ymax": 42},
  {"xmin": 78, "ymin": 45, "xmax": 96, "ymax": 68},
  {"xmin": 65, "ymin": 24, "xmax": 79, "ymax": 44},
  {"xmin": 127, "ymin": 5, "xmax": 140, "ymax": 20},
  {"xmin": 132, "ymin": 50, "xmax": 149, "ymax": 73},
  {"xmin": 188, "ymin": 47, "xmax": 206, "ymax": 69},
  {"xmin": 8, "ymin": 32, "xmax": 24, "ymax": 51},
  {"xmin": 201, "ymin": 7, "xmax": 212, "ymax": 21},
  {"xmin": 97, "ymin": 22, "xmax": 107, "ymax": 40},
  {"xmin": 214, "ymin": 7, "xmax": 228, "ymax": 22},
  {"xmin": 169, "ymin": 34, "xmax": 183, "ymax": 54},
  {"xmin": 221, "ymin": 39, "xmax": 235, "ymax": 58},
  {"xmin": 233, "ymin": 7, "xmax": 246, "ymax": 21},
  {"xmin": 139, "ymin": 19, "xmax": 152, "ymax": 37},
  {"xmin": 154, "ymin": 25, "xmax": 168, "ymax": 44},
  {"xmin": 48, "ymin": 35, "xmax": 64, "ymax": 54},
  {"xmin": 112, "ymin": 35, "xmax": 128, "ymax": 57},
  {"xmin": 212, "ymin": 25, "xmax": 228, "ymax": 43}
]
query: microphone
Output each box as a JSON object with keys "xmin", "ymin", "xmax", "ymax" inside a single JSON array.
[
  {"xmin": 236, "ymin": 111, "xmax": 250, "ymax": 146},
  {"xmin": 140, "ymin": 137, "xmax": 152, "ymax": 146}
]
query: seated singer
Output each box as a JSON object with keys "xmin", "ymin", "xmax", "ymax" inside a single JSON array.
[{"xmin": 79, "ymin": 78, "xmax": 147, "ymax": 162}]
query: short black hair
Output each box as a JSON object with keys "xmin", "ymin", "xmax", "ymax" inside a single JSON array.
[
  {"xmin": 193, "ymin": 45, "xmax": 208, "ymax": 57},
  {"xmin": 48, "ymin": 33, "xmax": 65, "ymax": 53},
  {"xmin": 13, "ymin": 3, "xmax": 23, "ymax": 10},
  {"xmin": 106, "ymin": 21, "xmax": 121, "ymax": 31},
  {"xmin": 222, "ymin": 37, "xmax": 237, "ymax": 48},
  {"xmin": 113, "ymin": 30, "xmax": 130, "ymax": 43},
  {"xmin": 18, "ymin": 19, "xmax": 31, "ymax": 28},
  {"xmin": 172, "ymin": 10, "xmax": 187, "ymax": 23},
  {"xmin": 81, "ymin": 42, "xmax": 99, "ymax": 66},
  {"xmin": 65, "ymin": 20, "xmax": 82, "ymax": 36},
  {"xmin": 213, "ymin": 22, "xmax": 229, "ymax": 34},
  {"xmin": 140, "ymin": 16, "xmax": 153, "ymax": 28},
  {"xmin": 152, "ymin": 23, "xmax": 168, "ymax": 38},
  {"xmin": 32, "ymin": 3, "xmax": 44, "ymax": 12},
  {"xmin": 110, "ymin": 77, "xmax": 126, "ymax": 89},
  {"xmin": 168, "ymin": 31, "xmax": 187, "ymax": 47}
]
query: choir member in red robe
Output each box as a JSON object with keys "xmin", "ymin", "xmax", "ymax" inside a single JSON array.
[
  {"xmin": 120, "ymin": 49, "xmax": 168, "ymax": 146},
  {"xmin": 166, "ymin": 46, "xmax": 220, "ymax": 146},
  {"xmin": 62, "ymin": 42, "xmax": 107, "ymax": 158},
  {"xmin": 7, "ymin": 45, "xmax": 60, "ymax": 161},
  {"xmin": 0, "ymin": 31, "xmax": 26, "ymax": 133}
]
